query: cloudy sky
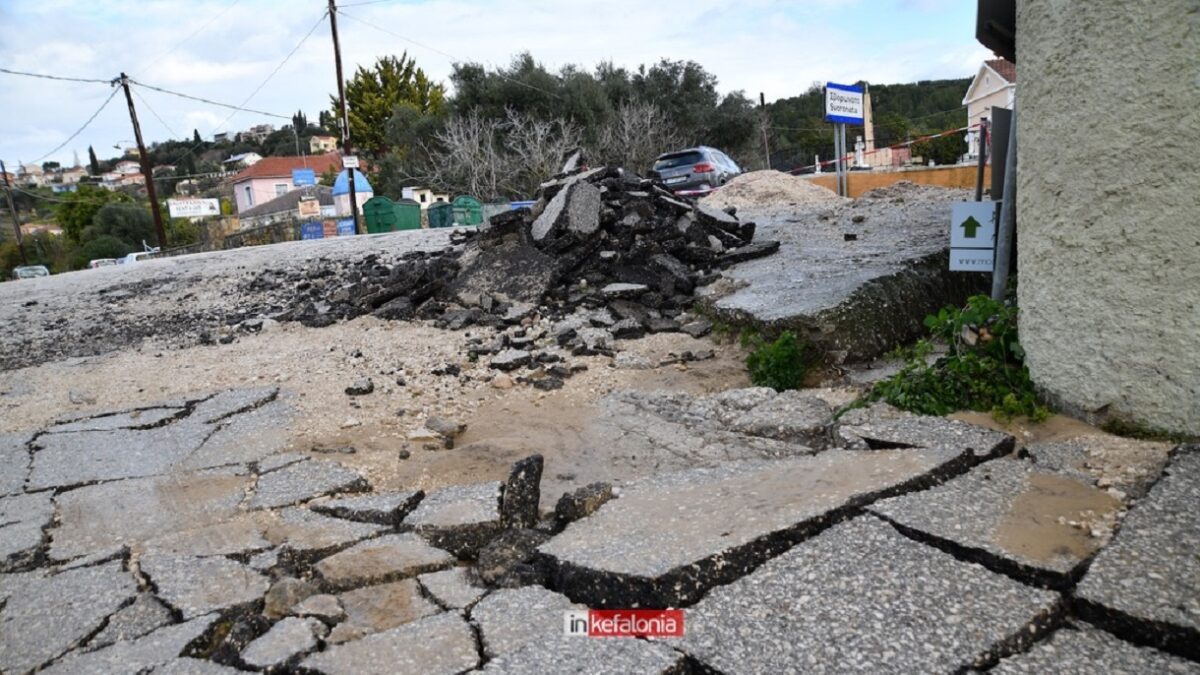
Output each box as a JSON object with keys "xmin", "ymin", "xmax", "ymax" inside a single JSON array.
[{"xmin": 0, "ymin": 0, "xmax": 990, "ymax": 167}]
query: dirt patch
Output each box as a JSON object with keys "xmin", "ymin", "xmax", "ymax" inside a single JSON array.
[
  {"xmin": 949, "ymin": 412, "xmax": 1103, "ymax": 447},
  {"xmin": 700, "ymin": 170, "xmax": 845, "ymax": 211},
  {"xmin": 994, "ymin": 472, "xmax": 1121, "ymax": 566}
]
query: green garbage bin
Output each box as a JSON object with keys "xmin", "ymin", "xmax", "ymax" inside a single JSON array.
[
  {"xmin": 451, "ymin": 195, "xmax": 483, "ymax": 226},
  {"xmin": 395, "ymin": 198, "xmax": 421, "ymax": 230},
  {"xmin": 363, "ymin": 196, "xmax": 398, "ymax": 234},
  {"xmin": 427, "ymin": 202, "xmax": 453, "ymax": 229}
]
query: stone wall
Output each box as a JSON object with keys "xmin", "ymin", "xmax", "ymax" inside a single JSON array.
[{"xmin": 1017, "ymin": 0, "xmax": 1200, "ymax": 434}]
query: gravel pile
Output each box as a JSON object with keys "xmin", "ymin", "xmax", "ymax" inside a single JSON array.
[{"xmin": 700, "ymin": 170, "xmax": 845, "ymax": 211}]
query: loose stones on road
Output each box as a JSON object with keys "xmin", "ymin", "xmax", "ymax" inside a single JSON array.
[
  {"xmin": 538, "ymin": 448, "xmax": 976, "ymax": 608},
  {"xmin": 302, "ymin": 612, "xmax": 478, "ymax": 675},
  {"xmin": 250, "ymin": 459, "xmax": 368, "ymax": 510},
  {"xmin": 870, "ymin": 457, "xmax": 1122, "ymax": 587},
  {"xmin": 139, "ymin": 553, "xmax": 269, "ymax": 619},
  {"xmin": 675, "ymin": 516, "xmax": 1062, "ymax": 673},
  {"xmin": 314, "ymin": 533, "xmax": 454, "ymax": 591},
  {"xmin": 1074, "ymin": 446, "xmax": 1200, "ymax": 661}
]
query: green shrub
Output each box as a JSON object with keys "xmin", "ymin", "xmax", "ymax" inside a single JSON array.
[
  {"xmin": 745, "ymin": 330, "xmax": 810, "ymax": 391},
  {"xmin": 868, "ymin": 295, "xmax": 1050, "ymax": 421}
]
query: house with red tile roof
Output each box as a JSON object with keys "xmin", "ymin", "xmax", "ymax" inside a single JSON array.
[
  {"xmin": 962, "ymin": 58, "xmax": 1016, "ymax": 158},
  {"xmin": 231, "ymin": 154, "xmax": 343, "ymax": 214}
]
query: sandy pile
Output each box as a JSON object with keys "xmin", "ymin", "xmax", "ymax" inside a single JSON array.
[{"xmin": 700, "ymin": 170, "xmax": 845, "ymax": 210}]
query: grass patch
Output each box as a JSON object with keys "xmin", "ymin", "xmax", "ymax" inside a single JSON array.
[{"xmin": 744, "ymin": 330, "xmax": 811, "ymax": 391}]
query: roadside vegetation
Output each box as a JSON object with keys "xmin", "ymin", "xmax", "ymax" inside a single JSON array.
[
  {"xmin": 743, "ymin": 330, "xmax": 812, "ymax": 392},
  {"xmin": 867, "ymin": 294, "xmax": 1050, "ymax": 421}
]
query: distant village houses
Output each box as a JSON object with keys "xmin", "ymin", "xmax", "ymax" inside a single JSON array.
[
  {"xmin": 963, "ymin": 58, "xmax": 1016, "ymax": 159},
  {"xmin": 309, "ymin": 135, "xmax": 338, "ymax": 154}
]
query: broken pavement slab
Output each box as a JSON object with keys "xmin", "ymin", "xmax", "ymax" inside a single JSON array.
[
  {"xmin": 0, "ymin": 491, "xmax": 54, "ymax": 570},
  {"xmin": 39, "ymin": 613, "xmax": 218, "ymax": 675},
  {"xmin": 837, "ymin": 413, "xmax": 1014, "ymax": 457},
  {"xmin": 139, "ymin": 553, "xmax": 269, "ymax": 619},
  {"xmin": 44, "ymin": 407, "xmax": 185, "ymax": 434},
  {"xmin": 314, "ymin": 533, "xmax": 454, "ymax": 591},
  {"xmin": 310, "ymin": 489, "xmax": 424, "ymax": 526},
  {"xmin": 991, "ymin": 624, "xmax": 1200, "ymax": 674},
  {"xmin": 240, "ymin": 616, "xmax": 326, "ymax": 670},
  {"xmin": 1074, "ymin": 446, "xmax": 1200, "ymax": 661},
  {"xmin": 302, "ymin": 611, "xmax": 478, "ymax": 675},
  {"xmin": 417, "ymin": 567, "xmax": 487, "ymax": 610},
  {"xmin": 1025, "ymin": 434, "xmax": 1174, "ymax": 500},
  {"xmin": 0, "ymin": 561, "xmax": 137, "ymax": 674},
  {"xmin": 87, "ymin": 593, "xmax": 175, "ymax": 650},
  {"xmin": 262, "ymin": 507, "xmax": 388, "ymax": 564},
  {"xmin": 471, "ymin": 586, "xmax": 580, "ymax": 659},
  {"xmin": 539, "ymin": 448, "xmax": 979, "ymax": 608},
  {"xmin": 0, "ymin": 432, "xmax": 30, "ymax": 496},
  {"xmin": 480, "ymin": 636, "xmax": 687, "ymax": 675},
  {"xmin": 328, "ymin": 579, "xmax": 441, "ymax": 643},
  {"xmin": 869, "ymin": 457, "xmax": 1123, "ymax": 588},
  {"xmin": 249, "ymin": 459, "xmax": 368, "ymax": 510},
  {"xmin": 675, "ymin": 516, "xmax": 1062, "ymax": 673},
  {"xmin": 405, "ymin": 481, "xmax": 503, "ymax": 558}
]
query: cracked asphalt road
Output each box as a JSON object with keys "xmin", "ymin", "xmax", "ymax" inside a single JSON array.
[{"xmin": 1, "ymin": 230, "xmax": 1196, "ymax": 673}]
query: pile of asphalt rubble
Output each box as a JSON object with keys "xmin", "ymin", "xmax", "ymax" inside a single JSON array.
[{"xmin": 246, "ymin": 165, "xmax": 779, "ymax": 381}]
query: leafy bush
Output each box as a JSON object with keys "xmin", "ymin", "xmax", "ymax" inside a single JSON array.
[
  {"xmin": 745, "ymin": 330, "xmax": 810, "ymax": 391},
  {"xmin": 868, "ymin": 295, "xmax": 1049, "ymax": 420}
]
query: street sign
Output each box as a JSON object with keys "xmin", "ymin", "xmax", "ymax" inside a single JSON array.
[
  {"xmin": 336, "ymin": 218, "xmax": 356, "ymax": 236},
  {"xmin": 950, "ymin": 201, "xmax": 1000, "ymax": 271},
  {"xmin": 167, "ymin": 198, "xmax": 219, "ymax": 218},
  {"xmin": 292, "ymin": 168, "xmax": 316, "ymax": 186},
  {"xmin": 824, "ymin": 83, "xmax": 864, "ymax": 125},
  {"xmin": 297, "ymin": 197, "xmax": 320, "ymax": 219},
  {"xmin": 300, "ymin": 221, "xmax": 324, "ymax": 240},
  {"xmin": 342, "ymin": 156, "xmax": 360, "ymax": 169}
]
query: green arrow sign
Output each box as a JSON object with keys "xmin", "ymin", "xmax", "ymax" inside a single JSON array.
[{"xmin": 960, "ymin": 215, "xmax": 982, "ymax": 238}]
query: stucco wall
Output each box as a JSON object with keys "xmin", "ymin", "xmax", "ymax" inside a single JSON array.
[{"xmin": 1017, "ymin": 0, "xmax": 1200, "ymax": 434}]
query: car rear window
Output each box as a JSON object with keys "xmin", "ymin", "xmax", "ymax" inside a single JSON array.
[{"xmin": 653, "ymin": 152, "xmax": 704, "ymax": 171}]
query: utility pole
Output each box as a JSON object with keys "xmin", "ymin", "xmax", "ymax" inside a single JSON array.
[
  {"xmin": 0, "ymin": 160, "xmax": 28, "ymax": 264},
  {"xmin": 116, "ymin": 73, "xmax": 167, "ymax": 250},
  {"xmin": 327, "ymin": 0, "xmax": 360, "ymax": 235},
  {"xmin": 759, "ymin": 92, "xmax": 771, "ymax": 170}
]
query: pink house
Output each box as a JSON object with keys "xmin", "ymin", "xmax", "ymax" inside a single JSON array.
[{"xmin": 231, "ymin": 154, "xmax": 342, "ymax": 214}]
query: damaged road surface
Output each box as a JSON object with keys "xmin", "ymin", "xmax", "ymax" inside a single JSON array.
[{"xmin": 1, "ymin": 165, "xmax": 1198, "ymax": 673}]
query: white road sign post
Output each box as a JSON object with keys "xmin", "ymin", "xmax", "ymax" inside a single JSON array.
[
  {"xmin": 949, "ymin": 201, "xmax": 1000, "ymax": 272},
  {"xmin": 824, "ymin": 83, "xmax": 864, "ymax": 197}
]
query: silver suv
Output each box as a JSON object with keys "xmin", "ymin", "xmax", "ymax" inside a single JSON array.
[{"xmin": 650, "ymin": 146, "xmax": 742, "ymax": 196}]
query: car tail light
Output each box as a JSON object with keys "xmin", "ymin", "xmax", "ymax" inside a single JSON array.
[{"xmin": 692, "ymin": 162, "xmax": 716, "ymax": 173}]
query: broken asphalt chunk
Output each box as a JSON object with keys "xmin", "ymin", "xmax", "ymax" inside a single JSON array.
[
  {"xmin": 1074, "ymin": 445, "xmax": 1200, "ymax": 661},
  {"xmin": 538, "ymin": 448, "xmax": 977, "ymax": 608},
  {"xmin": 501, "ymin": 454, "xmax": 543, "ymax": 528},
  {"xmin": 314, "ymin": 533, "xmax": 454, "ymax": 592},
  {"xmin": 301, "ymin": 611, "xmax": 478, "ymax": 675},
  {"xmin": 40, "ymin": 614, "xmax": 219, "ymax": 675},
  {"xmin": 139, "ymin": 553, "xmax": 269, "ymax": 619},
  {"xmin": 674, "ymin": 516, "xmax": 1062, "ymax": 673},
  {"xmin": 406, "ymin": 481, "xmax": 503, "ymax": 558},
  {"xmin": 870, "ymin": 458, "xmax": 1122, "ymax": 588},
  {"xmin": 417, "ymin": 567, "xmax": 486, "ymax": 609},
  {"xmin": 991, "ymin": 625, "xmax": 1200, "ymax": 674},
  {"xmin": 250, "ymin": 460, "xmax": 368, "ymax": 510},
  {"xmin": 310, "ymin": 490, "xmax": 424, "ymax": 526},
  {"xmin": 837, "ymin": 413, "xmax": 1014, "ymax": 457}
]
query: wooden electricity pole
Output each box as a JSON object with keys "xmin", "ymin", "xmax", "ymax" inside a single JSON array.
[
  {"xmin": 0, "ymin": 160, "xmax": 28, "ymax": 264},
  {"xmin": 116, "ymin": 73, "xmax": 168, "ymax": 250},
  {"xmin": 760, "ymin": 92, "xmax": 771, "ymax": 170},
  {"xmin": 327, "ymin": 0, "xmax": 361, "ymax": 235}
]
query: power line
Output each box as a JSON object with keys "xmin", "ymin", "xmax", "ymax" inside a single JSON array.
[
  {"xmin": 129, "ymin": 80, "xmax": 291, "ymax": 120},
  {"xmin": 132, "ymin": 86, "xmax": 179, "ymax": 139},
  {"xmin": 31, "ymin": 87, "xmax": 121, "ymax": 164},
  {"xmin": 0, "ymin": 67, "xmax": 110, "ymax": 85},
  {"xmin": 337, "ymin": 10, "xmax": 563, "ymax": 100}
]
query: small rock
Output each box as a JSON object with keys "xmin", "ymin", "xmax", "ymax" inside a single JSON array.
[
  {"xmin": 425, "ymin": 417, "xmax": 467, "ymax": 439},
  {"xmin": 291, "ymin": 594, "xmax": 346, "ymax": 622},
  {"xmin": 68, "ymin": 389, "xmax": 96, "ymax": 405},
  {"xmin": 531, "ymin": 377, "xmax": 564, "ymax": 391},
  {"xmin": 432, "ymin": 363, "xmax": 461, "ymax": 377},
  {"xmin": 264, "ymin": 577, "xmax": 320, "ymax": 619},
  {"xmin": 398, "ymin": 449, "xmax": 411, "ymax": 460},
  {"xmin": 613, "ymin": 352, "xmax": 652, "ymax": 370},
  {"xmin": 345, "ymin": 378, "xmax": 374, "ymax": 396},
  {"xmin": 601, "ymin": 283, "xmax": 648, "ymax": 298},
  {"xmin": 490, "ymin": 350, "xmax": 532, "ymax": 372},
  {"xmin": 340, "ymin": 417, "xmax": 361, "ymax": 429},
  {"xmin": 491, "ymin": 374, "xmax": 514, "ymax": 390},
  {"xmin": 312, "ymin": 445, "xmax": 356, "ymax": 455},
  {"xmin": 680, "ymin": 319, "xmax": 713, "ymax": 339},
  {"xmin": 241, "ymin": 616, "xmax": 326, "ymax": 670}
]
